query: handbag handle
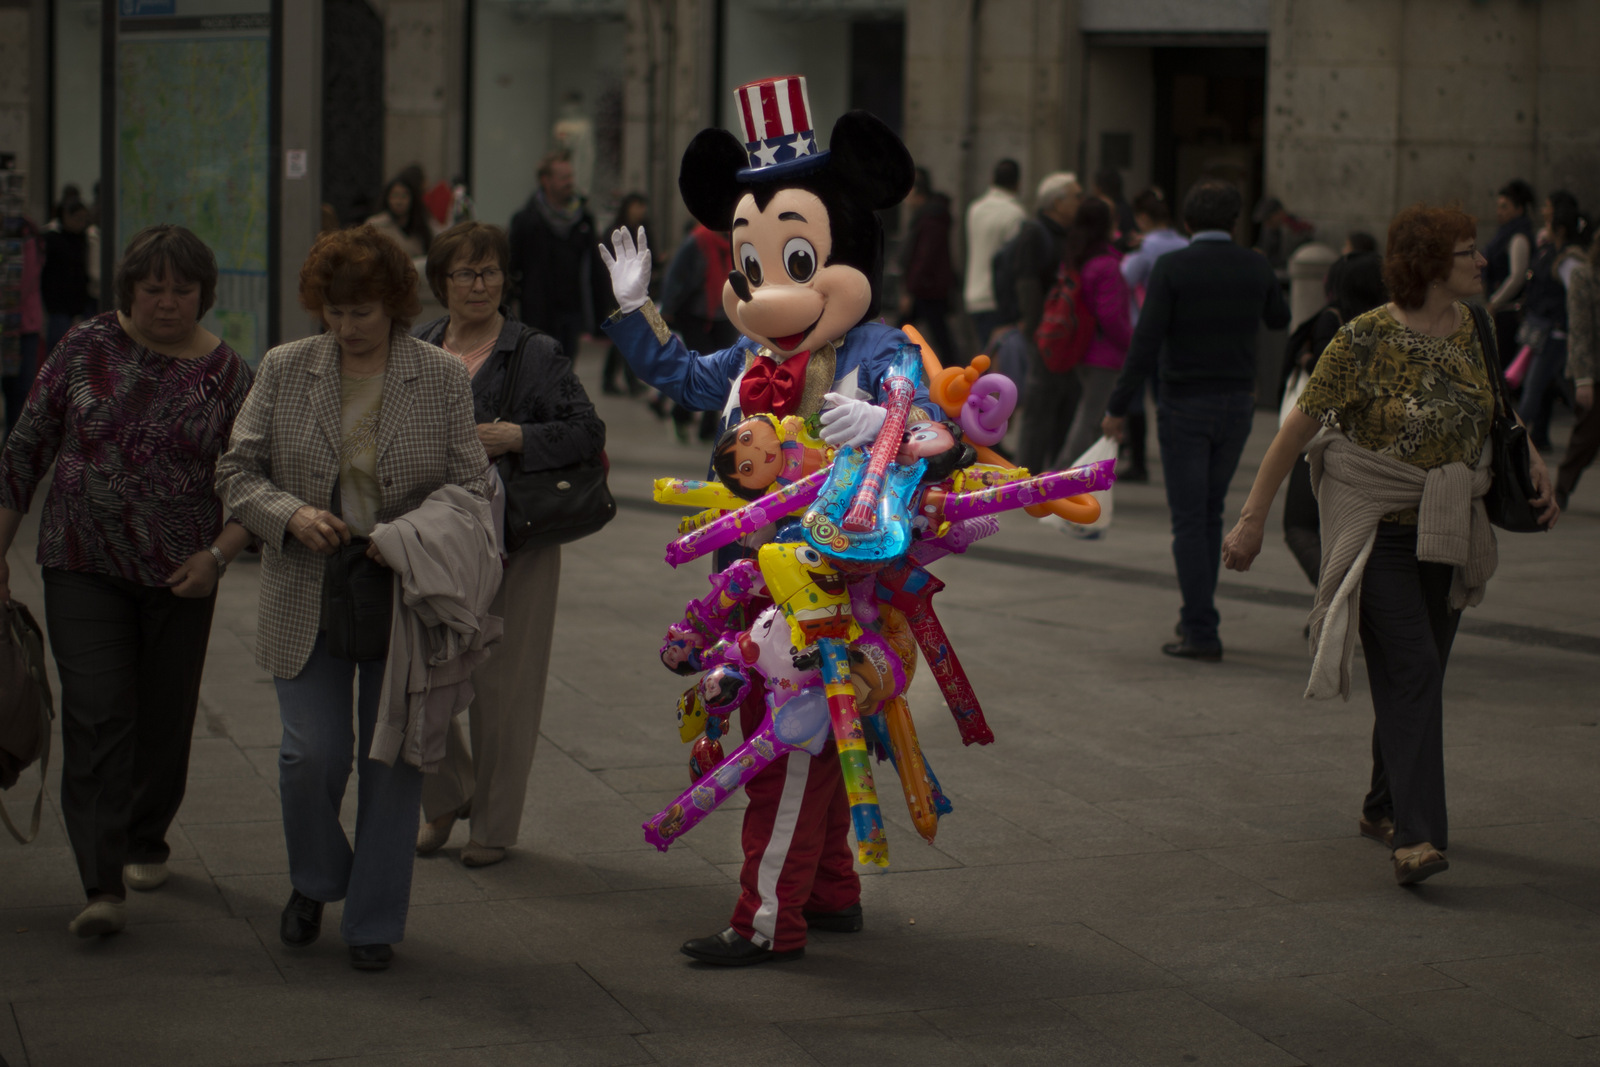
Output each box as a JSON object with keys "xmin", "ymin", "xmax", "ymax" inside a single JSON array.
[
  {"xmin": 495, "ymin": 329, "xmax": 536, "ymax": 424},
  {"xmin": 1465, "ymin": 302, "xmax": 1511, "ymax": 420}
]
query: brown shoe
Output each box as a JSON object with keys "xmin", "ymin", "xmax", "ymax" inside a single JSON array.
[
  {"xmin": 1359, "ymin": 814, "xmax": 1395, "ymax": 847},
  {"xmin": 1393, "ymin": 843, "xmax": 1449, "ymax": 886}
]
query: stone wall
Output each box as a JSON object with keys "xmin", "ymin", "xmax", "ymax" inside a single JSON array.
[{"xmin": 1267, "ymin": 0, "xmax": 1600, "ymax": 245}]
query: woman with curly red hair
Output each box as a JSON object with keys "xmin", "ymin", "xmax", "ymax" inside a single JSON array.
[
  {"xmin": 1220, "ymin": 204, "xmax": 1558, "ymax": 888},
  {"xmin": 215, "ymin": 225, "xmax": 489, "ymax": 970}
]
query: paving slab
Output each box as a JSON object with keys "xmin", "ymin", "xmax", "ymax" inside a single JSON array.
[{"xmin": 2, "ymin": 352, "xmax": 1598, "ymax": 1064}]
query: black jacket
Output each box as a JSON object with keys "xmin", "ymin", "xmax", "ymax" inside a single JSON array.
[
  {"xmin": 507, "ymin": 196, "xmax": 613, "ymax": 336},
  {"xmin": 413, "ymin": 312, "xmax": 605, "ymax": 474},
  {"xmin": 1107, "ymin": 236, "xmax": 1291, "ymax": 415}
]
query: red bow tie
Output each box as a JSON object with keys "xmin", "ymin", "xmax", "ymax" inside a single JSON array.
[{"xmin": 739, "ymin": 351, "xmax": 811, "ymax": 418}]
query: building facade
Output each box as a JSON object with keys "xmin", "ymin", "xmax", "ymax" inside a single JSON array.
[{"xmin": 8, "ymin": 0, "xmax": 1598, "ymax": 347}]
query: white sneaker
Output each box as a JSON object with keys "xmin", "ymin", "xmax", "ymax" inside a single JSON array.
[
  {"xmin": 123, "ymin": 862, "xmax": 169, "ymax": 891},
  {"xmin": 68, "ymin": 900, "xmax": 127, "ymax": 938}
]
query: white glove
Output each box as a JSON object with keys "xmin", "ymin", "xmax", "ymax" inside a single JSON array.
[
  {"xmin": 819, "ymin": 392, "xmax": 889, "ymax": 448},
  {"xmin": 598, "ymin": 226, "xmax": 652, "ymax": 314}
]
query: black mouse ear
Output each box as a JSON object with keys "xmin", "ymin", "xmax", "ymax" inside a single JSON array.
[
  {"xmin": 824, "ymin": 111, "xmax": 915, "ymax": 212},
  {"xmin": 679, "ymin": 129, "xmax": 750, "ymax": 232}
]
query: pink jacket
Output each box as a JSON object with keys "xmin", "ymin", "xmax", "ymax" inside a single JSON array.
[{"xmin": 1079, "ymin": 250, "xmax": 1133, "ymax": 370}]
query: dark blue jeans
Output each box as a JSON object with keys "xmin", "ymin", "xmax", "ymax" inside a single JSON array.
[
  {"xmin": 1515, "ymin": 331, "xmax": 1570, "ymax": 450},
  {"xmin": 1156, "ymin": 390, "xmax": 1256, "ymax": 646}
]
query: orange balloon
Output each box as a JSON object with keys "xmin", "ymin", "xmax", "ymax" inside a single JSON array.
[
  {"xmin": 902, "ymin": 323, "xmax": 1102, "ymax": 525},
  {"xmin": 882, "ymin": 697, "xmax": 939, "ymax": 843}
]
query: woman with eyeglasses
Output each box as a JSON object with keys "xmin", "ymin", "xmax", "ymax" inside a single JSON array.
[
  {"xmin": 412, "ymin": 221, "xmax": 604, "ymax": 867},
  {"xmin": 1221, "ymin": 204, "xmax": 1558, "ymax": 889}
]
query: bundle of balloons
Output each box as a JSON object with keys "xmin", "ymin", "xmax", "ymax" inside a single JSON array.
[{"xmin": 644, "ymin": 330, "xmax": 1115, "ymax": 866}]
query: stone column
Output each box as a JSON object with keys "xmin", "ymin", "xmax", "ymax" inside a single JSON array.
[{"xmin": 622, "ymin": 0, "xmax": 714, "ymax": 246}]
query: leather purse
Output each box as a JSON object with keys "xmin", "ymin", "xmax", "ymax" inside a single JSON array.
[
  {"xmin": 1, "ymin": 599, "xmax": 55, "ymax": 843},
  {"xmin": 496, "ymin": 332, "xmax": 616, "ymax": 552},
  {"xmin": 321, "ymin": 539, "xmax": 395, "ymax": 661},
  {"xmin": 1467, "ymin": 303, "xmax": 1548, "ymax": 533}
]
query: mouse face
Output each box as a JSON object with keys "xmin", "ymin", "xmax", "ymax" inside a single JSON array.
[{"xmin": 723, "ymin": 188, "xmax": 872, "ymax": 359}]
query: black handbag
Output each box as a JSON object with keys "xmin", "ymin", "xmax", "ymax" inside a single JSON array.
[
  {"xmin": 1466, "ymin": 303, "xmax": 1548, "ymax": 533},
  {"xmin": 496, "ymin": 332, "xmax": 616, "ymax": 552},
  {"xmin": 321, "ymin": 539, "xmax": 395, "ymax": 661}
]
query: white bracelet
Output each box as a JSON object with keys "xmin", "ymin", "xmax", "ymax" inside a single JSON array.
[{"xmin": 208, "ymin": 545, "xmax": 228, "ymax": 578}]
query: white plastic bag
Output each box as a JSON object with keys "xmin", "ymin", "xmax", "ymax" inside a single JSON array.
[
  {"xmin": 1042, "ymin": 435, "xmax": 1117, "ymax": 536},
  {"xmin": 1279, "ymin": 368, "xmax": 1309, "ymax": 427}
]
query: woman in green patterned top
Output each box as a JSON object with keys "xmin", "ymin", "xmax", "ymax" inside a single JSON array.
[{"xmin": 1220, "ymin": 204, "xmax": 1558, "ymax": 889}]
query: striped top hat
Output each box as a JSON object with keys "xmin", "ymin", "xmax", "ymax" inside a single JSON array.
[{"xmin": 734, "ymin": 75, "xmax": 830, "ymax": 181}]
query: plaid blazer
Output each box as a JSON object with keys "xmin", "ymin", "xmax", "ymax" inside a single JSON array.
[{"xmin": 216, "ymin": 331, "xmax": 490, "ymax": 678}]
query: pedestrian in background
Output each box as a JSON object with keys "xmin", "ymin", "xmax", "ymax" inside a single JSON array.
[
  {"xmin": 1484, "ymin": 179, "xmax": 1535, "ymax": 370},
  {"xmin": 1055, "ymin": 197, "xmax": 1132, "ymax": 467},
  {"xmin": 602, "ymin": 194, "xmax": 652, "ymax": 396},
  {"xmin": 0, "ymin": 216, "xmax": 42, "ymax": 447},
  {"xmin": 1556, "ymin": 236, "xmax": 1600, "ymax": 508},
  {"xmin": 413, "ymin": 221, "xmax": 604, "ymax": 868},
  {"xmin": 508, "ymin": 151, "xmax": 609, "ymax": 366},
  {"xmin": 657, "ymin": 219, "xmax": 736, "ymax": 444},
  {"xmin": 1254, "ymin": 195, "xmax": 1315, "ymax": 284},
  {"xmin": 1277, "ymin": 247, "xmax": 1387, "ymax": 586},
  {"xmin": 962, "ymin": 158, "xmax": 1026, "ymax": 350},
  {"xmin": 1013, "ymin": 171, "xmax": 1084, "ymax": 473},
  {"xmin": 1117, "ymin": 187, "xmax": 1190, "ymax": 482},
  {"xmin": 1091, "ymin": 166, "xmax": 1137, "ymax": 248},
  {"xmin": 1101, "ymin": 180, "xmax": 1290, "ymax": 661},
  {"xmin": 897, "ymin": 166, "xmax": 958, "ymax": 364},
  {"xmin": 1222, "ymin": 203, "xmax": 1558, "ymax": 887},
  {"xmin": 0, "ymin": 225, "xmax": 253, "ymax": 937},
  {"xmin": 216, "ymin": 225, "xmax": 489, "ymax": 972},
  {"xmin": 41, "ymin": 198, "xmax": 96, "ymax": 358},
  {"xmin": 1517, "ymin": 190, "xmax": 1588, "ymax": 452},
  {"xmin": 367, "ymin": 174, "xmax": 433, "ymax": 259}
]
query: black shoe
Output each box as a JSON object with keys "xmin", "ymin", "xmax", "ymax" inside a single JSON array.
[
  {"xmin": 279, "ymin": 889, "xmax": 323, "ymax": 947},
  {"xmin": 349, "ymin": 943, "xmax": 393, "ymax": 971},
  {"xmin": 680, "ymin": 927, "xmax": 804, "ymax": 966},
  {"xmin": 1174, "ymin": 622, "xmax": 1185, "ymax": 639},
  {"xmin": 803, "ymin": 903, "xmax": 863, "ymax": 933},
  {"xmin": 601, "ymin": 381, "xmax": 624, "ymax": 396},
  {"xmin": 1162, "ymin": 640, "xmax": 1222, "ymax": 662}
]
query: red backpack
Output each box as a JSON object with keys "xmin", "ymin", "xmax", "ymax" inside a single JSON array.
[{"xmin": 1034, "ymin": 260, "xmax": 1097, "ymax": 372}]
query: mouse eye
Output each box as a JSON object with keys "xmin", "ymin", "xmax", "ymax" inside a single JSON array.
[
  {"xmin": 783, "ymin": 237, "xmax": 817, "ymax": 283},
  {"xmin": 738, "ymin": 243, "xmax": 763, "ymax": 287}
]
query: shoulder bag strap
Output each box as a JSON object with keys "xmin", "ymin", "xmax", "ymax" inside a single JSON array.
[
  {"xmin": 1465, "ymin": 302, "xmax": 1510, "ymax": 419},
  {"xmin": 0, "ymin": 610, "xmax": 50, "ymax": 846}
]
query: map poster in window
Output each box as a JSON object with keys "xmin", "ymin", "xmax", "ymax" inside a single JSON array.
[{"xmin": 115, "ymin": 0, "xmax": 272, "ymax": 365}]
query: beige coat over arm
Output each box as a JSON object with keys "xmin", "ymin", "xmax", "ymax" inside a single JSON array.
[{"xmin": 215, "ymin": 331, "xmax": 490, "ymax": 679}]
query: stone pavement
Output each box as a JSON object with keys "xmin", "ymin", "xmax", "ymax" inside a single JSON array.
[{"xmin": 3, "ymin": 343, "xmax": 1599, "ymax": 1066}]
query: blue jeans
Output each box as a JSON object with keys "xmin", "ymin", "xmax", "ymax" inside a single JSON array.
[
  {"xmin": 1157, "ymin": 390, "xmax": 1256, "ymax": 647},
  {"xmin": 274, "ymin": 634, "xmax": 422, "ymax": 946},
  {"xmin": 1515, "ymin": 331, "xmax": 1569, "ymax": 450}
]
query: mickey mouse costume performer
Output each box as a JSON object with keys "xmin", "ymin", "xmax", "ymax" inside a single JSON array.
[{"xmin": 600, "ymin": 76, "xmax": 924, "ymax": 965}]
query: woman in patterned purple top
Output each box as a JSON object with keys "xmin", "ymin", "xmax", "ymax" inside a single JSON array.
[{"xmin": 0, "ymin": 225, "xmax": 253, "ymax": 939}]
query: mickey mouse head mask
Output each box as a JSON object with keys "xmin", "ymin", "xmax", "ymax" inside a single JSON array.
[{"xmin": 678, "ymin": 76, "xmax": 916, "ymax": 359}]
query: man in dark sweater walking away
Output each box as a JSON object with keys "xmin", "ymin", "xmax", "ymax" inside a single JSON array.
[
  {"xmin": 897, "ymin": 167, "xmax": 958, "ymax": 364},
  {"xmin": 508, "ymin": 152, "xmax": 610, "ymax": 361},
  {"xmin": 1101, "ymin": 181, "xmax": 1290, "ymax": 661}
]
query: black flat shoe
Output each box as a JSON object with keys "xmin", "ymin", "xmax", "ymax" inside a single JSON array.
[
  {"xmin": 803, "ymin": 903, "xmax": 863, "ymax": 933},
  {"xmin": 1162, "ymin": 640, "xmax": 1222, "ymax": 662},
  {"xmin": 349, "ymin": 943, "xmax": 393, "ymax": 971},
  {"xmin": 279, "ymin": 889, "xmax": 323, "ymax": 947},
  {"xmin": 680, "ymin": 927, "xmax": 803, "ymax": 966}
]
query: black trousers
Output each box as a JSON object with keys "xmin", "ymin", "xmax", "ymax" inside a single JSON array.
[
  {"xmin": 1282, "ymin": 454, "xmax": 1322, "ymax": 587},
  {"xmin": 1556, "ymin": 396, "xmax": 1600, "ymax": 500},
  {"xmin": 1017, "ymin": 342, "xmax": 1082, "ymax": 474},
  {"xmin": 44, "ymin": 568, "xmax": 216, "ymax": 898},
  {"xmin": 1357, "ymin": 525, "xmax": 1460, "ymax": 851}
]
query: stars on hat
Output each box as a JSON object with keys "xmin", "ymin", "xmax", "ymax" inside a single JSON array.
[
  {"xmin": 788, "ymin": 134, "xmax": 813, "ymax": 157},
  {"xmin": 753, "ymin": 140, "xmax": 782, "ymax": 167}
]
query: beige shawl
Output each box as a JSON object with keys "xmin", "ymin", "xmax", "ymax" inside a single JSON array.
[{"xmin": 1304, "ymin": 431, "xmax": 1497, "ymax": 701}]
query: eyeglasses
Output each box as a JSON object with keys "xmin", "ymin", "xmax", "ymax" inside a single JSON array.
[
  {"xmin": 448, "ymin": 267, "xmax": 504, "ymax": 287},
  {"xmin": 1452, "ymin": 247, "xmax": 1480, "ymax": 258}
]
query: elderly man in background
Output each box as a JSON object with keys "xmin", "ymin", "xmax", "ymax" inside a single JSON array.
[
  {"xmin": 963, "ymin": 158, "xmax": 1027, "ymax": 351},
  {"xmin": 1012, "ymin": 171, "xmax": 1085, "ymax": 473},
  {"xmin": 508, "ymin": 152, "xmax": 610, "ymax": 364}
]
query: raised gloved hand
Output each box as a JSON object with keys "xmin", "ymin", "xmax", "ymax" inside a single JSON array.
[
  {"xmin": 598, "ymin": 226, "xmax": 652, "ymax": 314},
  {"xmin": 819, "ymin": 392, "xmax": 889, "ymax": 447}
]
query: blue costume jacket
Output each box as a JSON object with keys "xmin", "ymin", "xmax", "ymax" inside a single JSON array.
[{"xmin": 602, "ymin": 307, "xmax": 929, "ymax": 440}]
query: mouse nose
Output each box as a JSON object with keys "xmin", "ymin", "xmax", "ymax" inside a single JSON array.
[{"xmin": 728, "ymin": 271, "xmax": 753, "ymax": 303}]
